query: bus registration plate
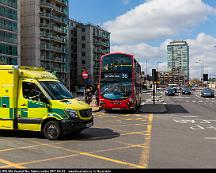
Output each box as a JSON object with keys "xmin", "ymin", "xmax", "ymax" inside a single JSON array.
[{"xmin": 112, "ymin": 108, "xmax": 121, "ymax": 110}]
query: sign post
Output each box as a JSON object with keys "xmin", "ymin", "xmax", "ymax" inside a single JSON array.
[
  {"xmin": 82, "ymin": 70, "xmax": 89, "ymax": 102},
  {"xmin": 82, "ymin": 70, "xmax": 88, "ymax": 80}
]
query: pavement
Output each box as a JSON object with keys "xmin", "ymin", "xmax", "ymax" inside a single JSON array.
[
  {"xmin": 139, "ymin": 104, "xmax": 167, "ymax": 113},
  {"xmin": 75, "ymin": 94, "xmax": 101, "ymax": 112},
  {"xmin": 140, "ymin": 88, "xmax": 167, "ymax": 113},
  {"xmin": 90, "ymin": 98, "xmax": 102, "ymax": 112}
]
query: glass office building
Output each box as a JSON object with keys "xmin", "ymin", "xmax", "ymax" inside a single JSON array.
[
  {"xmin": 0, "ymin": 0, "xmax": 20, "ymax": 65},
  {"xmin": 167, "ymin": 41, "xmax": 189, "ymax": 82}
]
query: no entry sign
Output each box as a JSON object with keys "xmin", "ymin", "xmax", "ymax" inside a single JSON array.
[{"xmin": 82, "ymin": 70, "xmax": 88, "ymax": 79}]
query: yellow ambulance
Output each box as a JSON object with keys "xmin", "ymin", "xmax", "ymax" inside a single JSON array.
[{"xmin": 0, "ymin": 65, "xmax": 93, "ymax": 140}]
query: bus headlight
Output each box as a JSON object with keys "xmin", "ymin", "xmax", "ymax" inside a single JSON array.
[
  {"xmin": 129, "ymin": 98, "xmax": 134, "ymax": 104},
  {"xmin": 65, "ymin": 109, "xmax": 78, "ymax": 119}
]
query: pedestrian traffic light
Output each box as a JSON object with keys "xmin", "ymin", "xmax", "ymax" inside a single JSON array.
[{"xmin": 203, "ymin": 74, "xmax": 208, "ymax": 81}]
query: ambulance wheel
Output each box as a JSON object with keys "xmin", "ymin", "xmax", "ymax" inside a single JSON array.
[{"xmin": 43, "ymin": 121, "xmax": 62, "ymax": 140}]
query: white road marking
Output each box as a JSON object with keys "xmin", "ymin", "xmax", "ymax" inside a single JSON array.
[
  {"xmin": 181, "ymin": 116, "xmax": 199, "ymax": 118},
  {"xmin": 205, "ymin": 137, "xmax": 216, "ymax": 140}
]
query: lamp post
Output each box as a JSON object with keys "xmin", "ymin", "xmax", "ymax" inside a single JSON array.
[{"xmin": 195, "ymin": 60, "xmax": 203, "ymax": 87}]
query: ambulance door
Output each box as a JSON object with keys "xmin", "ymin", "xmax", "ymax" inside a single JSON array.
[
  {"xmin": 17, "ymin": 81, "xmax": 49, "ymax": 131},
  {"xmin": 0, "ymin": 69, "xmax": 15, "ymax": 130}
]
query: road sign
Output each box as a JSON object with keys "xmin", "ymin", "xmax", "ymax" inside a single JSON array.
[{"xmin": 82, "ymin": 70, "xmax": 88, "ymax": 79}]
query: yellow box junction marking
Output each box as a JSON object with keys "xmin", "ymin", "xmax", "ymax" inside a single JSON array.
[
  {"xmin": 139, "ymin": 113, "xmax": 153, "ymax": 168},
  {"xmin": 0, "ymin": 159, "xmax": 26, "ymax": 168}
]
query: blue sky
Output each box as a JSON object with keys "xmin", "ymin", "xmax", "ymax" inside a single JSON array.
[
  {"xmin": 69, "ymin": 0, "xmax": 144, "ymax": 24},
  {"xmin": 69, "ymin": 0, "xmax": 216, "ymax": 79}
]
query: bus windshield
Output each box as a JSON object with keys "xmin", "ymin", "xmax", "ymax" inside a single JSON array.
[
  {"xmin": 102, "ymin": 54, "xmax": 132, "ymax": 72},
  {"xmin": 100, "ymin": 81, "xmax": 132, "ymax": 100},
  {"xmin": 40, "ymin": 81, "xmax": 74, "ymax": 100}
]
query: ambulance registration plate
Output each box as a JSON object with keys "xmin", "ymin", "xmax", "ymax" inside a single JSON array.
[{"xmin": 85, "ymin": 122, "xmax": 93, "ymax": 127}]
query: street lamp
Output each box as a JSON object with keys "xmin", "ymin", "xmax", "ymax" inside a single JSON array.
[{"xmin": 195, "ymin": 60, "xmax": 203, "ymax": 87}]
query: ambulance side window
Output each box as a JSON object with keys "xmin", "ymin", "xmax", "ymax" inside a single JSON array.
[{"xmin": 22, "ymin": 82, "xmax": 43, "ymax": 102}]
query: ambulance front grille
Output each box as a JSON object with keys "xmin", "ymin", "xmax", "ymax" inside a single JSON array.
[{"xmin": 79, "ymin": 109, "xmax": 92, "ymax": 118}]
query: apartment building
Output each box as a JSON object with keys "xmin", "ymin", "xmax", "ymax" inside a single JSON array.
[
  {"xmin": 167, "ymin": 40, "xmax": 189, "ymax": 82},
  {"xmin": 0, "ymin": 0, "xmax": 20, "ymax": 65},
  {"xmin": 21, "ymin": 0, "xmax": 69, "ymax": 87},
  {"xmin": 159, "ymin": 71, "xmax": 185, "ymax": 86},
  {"xmin": 69, "ymin": 19, "xmax": 110, "ymax": 91}
]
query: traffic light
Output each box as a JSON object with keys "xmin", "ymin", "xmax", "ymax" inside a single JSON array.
[
  {"xmin": 203, "ymin": 74, "xmax": 208, "ymax": 81},
  {"xmin": 152, "ymin": 69, "xmax": 157, "ymax": 81}
]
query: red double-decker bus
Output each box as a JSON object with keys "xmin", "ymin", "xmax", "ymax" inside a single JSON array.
[{"xmin": 99, "ymin": 52, "xmax": 142, "ymax": 111}]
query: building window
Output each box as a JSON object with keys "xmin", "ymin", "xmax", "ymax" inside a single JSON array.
[
  {"xmin": 82, "ymin": 60, "xmax": 85, "ymax": 65},
  {"xmin": 82, "ymin": 52, "xmax": 85, "ymax": 56},
  {"xmin": 82, "ymin": 36, "xmax": 85, "ymax": 40},
  {"xmin": 82, "ymin": 44, "xmax": 85, "ymax": 48},
  {"xmin": 82, "ymin": 28, "xmax": 85, "ymax": 32}
]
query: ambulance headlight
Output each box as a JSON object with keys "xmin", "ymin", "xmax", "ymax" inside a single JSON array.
[{"xmin": 65, "ymin": 109, "xmax": 78, "ymax": 118}]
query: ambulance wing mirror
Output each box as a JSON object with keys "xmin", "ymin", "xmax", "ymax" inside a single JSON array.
[{"xmin": 39, "ymin": 93, "xmax": 50, "ymax": 106}]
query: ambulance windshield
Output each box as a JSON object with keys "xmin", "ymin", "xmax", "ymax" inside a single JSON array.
[{"xmin": 40, "ymin": 81, "xmax": 74, "ymax": 100}]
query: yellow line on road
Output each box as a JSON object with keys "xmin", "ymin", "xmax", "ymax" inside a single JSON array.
[
  {"xmin": 14, "ymin": 154, "xmax": 80, "ymax": 167},
  {"xmin": 0, "ymin": 159, "xmax": 26, "ymax": 168},
  {"xmin": 80, "ymin": 152, "xmax": 145, "ymax": 168},
  {"xmin": 139, "ymin": 113, "xmax": 153, "ymax": 168},
  {"xmin": 0, "ymin": 141, "xmax": 66, "ymax": 153}
]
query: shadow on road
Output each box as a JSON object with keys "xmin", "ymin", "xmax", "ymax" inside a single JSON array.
[
  {"xmin": 0, "ymin": 130, "xmax": 44, "ymax": 139},
  {"xmin": 165, "ymin": 104, "xmax": 189, "ymax": 114},
  {"xmin": 0, "ymin": 128, "xmax": 120, "ymax": 141},
  {"xmin": 63, "ymin": 128, "xmax": 120, "ymax": 141}
]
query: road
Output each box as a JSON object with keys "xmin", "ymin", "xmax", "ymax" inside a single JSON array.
[
  {"xmin": 0, "ymin": 89, "xmax": 216, "ymax": 169},
  {"xmin": 149, "ymin": 88, "xmax": 216, "ymax": 168}
]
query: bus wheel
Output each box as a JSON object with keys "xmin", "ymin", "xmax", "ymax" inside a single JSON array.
[{"xmin": 43, "ymin": 121, "xmax": 62, "ymax": 140}]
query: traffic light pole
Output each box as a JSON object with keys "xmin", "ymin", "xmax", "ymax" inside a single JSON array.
[
  {"xmin": 153, "ymin": 82, "xmax": 156, "ymax": 104},
  {"xmin": 152, "ymin": 69, "xmax": 157, "ymax": 104}
]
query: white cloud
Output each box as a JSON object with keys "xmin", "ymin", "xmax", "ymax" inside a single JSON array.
[
  {"xmin": 187, "ymin": 33, "xmax": 216, "ymax": 79},
  {"xmin": 122, "ymin": 0, "xmax": 130, "ymax": 5},
  {"xmin": 103, "ymin": 0, "xmax": 216, "ymax": 44},
  {"xmin": 111, "ymin": 33, "xmax": 216, "ymax": 79},
  {"xmin": 111, "ymin": 42, "xmax": 168, "ymax": 74}
]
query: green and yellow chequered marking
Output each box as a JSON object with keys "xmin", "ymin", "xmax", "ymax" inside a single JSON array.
[{"xmin": 0, "ymin": 97, "xmax": 66, "ymax": 120}]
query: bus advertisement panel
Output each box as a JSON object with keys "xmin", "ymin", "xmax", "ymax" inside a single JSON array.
[{"xmin": 99, "ymin": 52, "xmax": 142, "ymax": 111}]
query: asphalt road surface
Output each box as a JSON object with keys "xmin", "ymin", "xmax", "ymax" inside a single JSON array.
[{"xmin": 0, "ymin": 89, "xmax": 215, "ymax": 169}]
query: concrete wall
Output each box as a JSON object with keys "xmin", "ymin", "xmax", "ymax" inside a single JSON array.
[
  {"xmin": 21, "ymin": 0, "xmax": 40, "ymax": 67},
  {"xmin": 17, "ymin": 0, "xmax": 21, "ymax": 65}
]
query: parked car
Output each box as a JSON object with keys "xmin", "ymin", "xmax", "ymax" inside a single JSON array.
[
  {"xmin": 182, "ymin": 87, "xmax": 191, "ymax": 95},
  {"xmin": 201, "ymin": 88, "xmax": 214, "ymax": 97},
  {"xmin": 165, "ymin": 87, "xmax": 176, "ymax": 96}
]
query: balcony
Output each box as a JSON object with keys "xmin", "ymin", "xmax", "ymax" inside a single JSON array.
[
  {"xmin": 40, "ymin": 13, "xmax": 68, "ymax": 25},
  {"xmin": 40, "ymin": 24, "xmax": 67, "ymax": 35},
  {"xmin": 40, "ymin": 45, "xmax": 67, "ymax": 54},
  {"xmin": 93, "ymin": 33, "xmax": 110, "ymax": 40},
  {"xmin": 55, "ymin": 0, "xmax": 68, "ymax": 7},
  {"xmin": 40, "ymin": 33, "xmax": 66, "ymax": 44},
  {"xmin": 40, "ymin": 55, "xmax": 67, "ymax": 64},
  {"xmin": 40, "ymin": 1, "xmax": 67, "ymax": 16},
  {"xmin": 93, "ymin": 42, "xmax": 110, "ymax": 48}
]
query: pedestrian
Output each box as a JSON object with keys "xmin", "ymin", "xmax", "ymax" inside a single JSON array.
[
  {"xmin": 85, "ymin": 86, "xmax": 93, "ymax": 104},
  {"xmin": 95, "ymin": 85, "xmax": 99, "ymax": 106}
]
